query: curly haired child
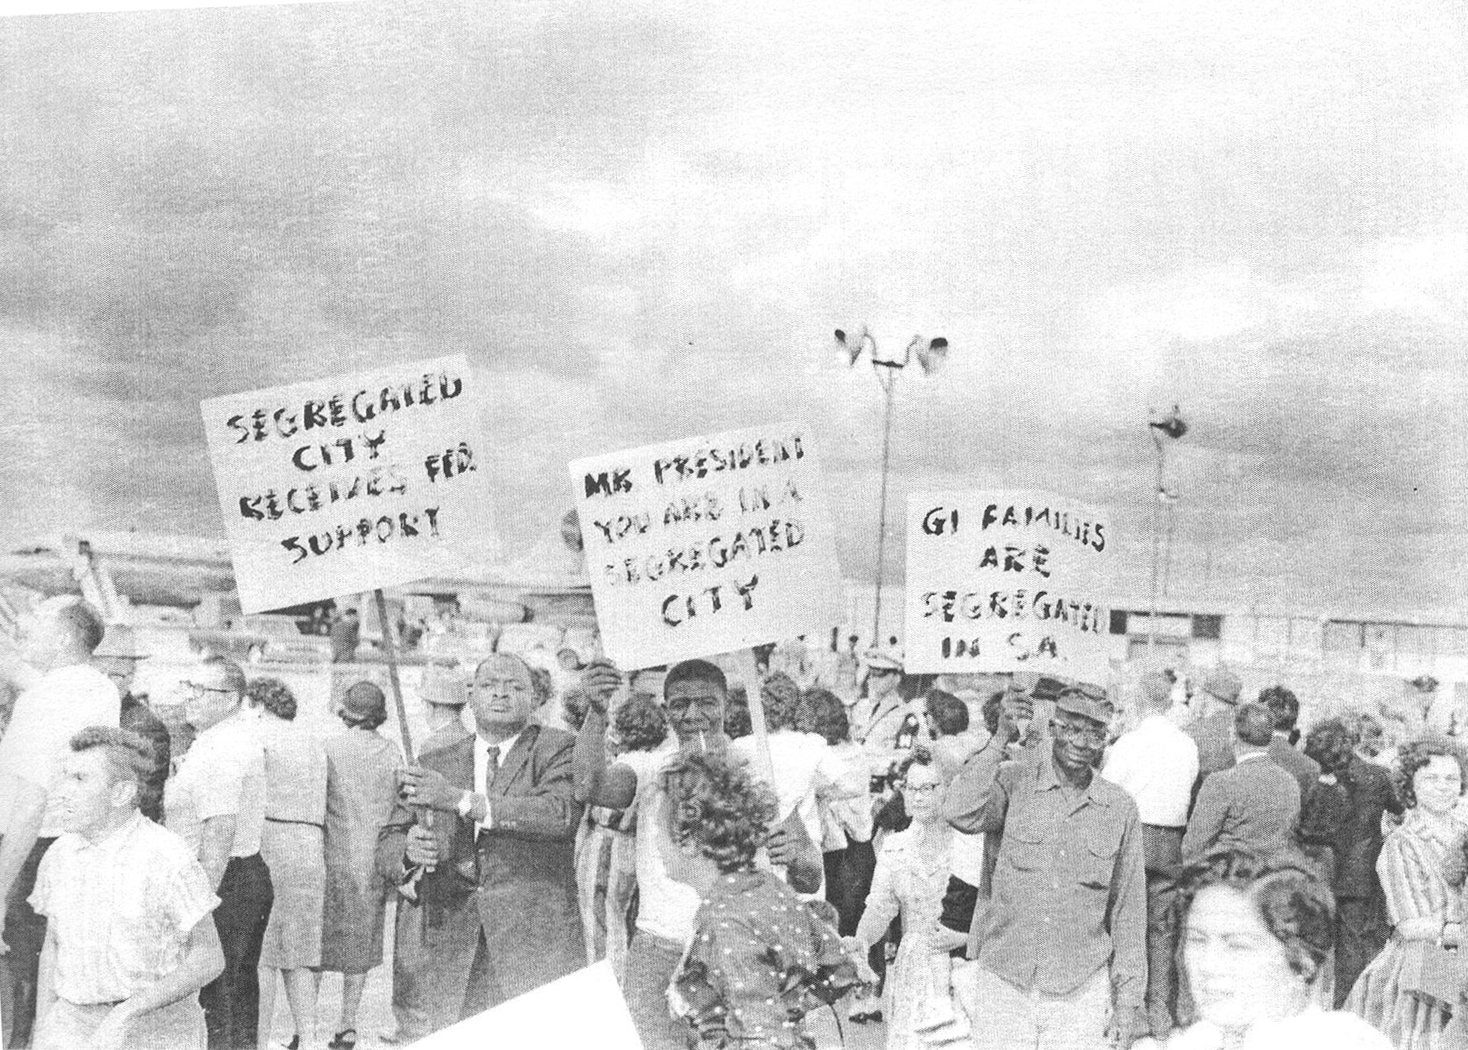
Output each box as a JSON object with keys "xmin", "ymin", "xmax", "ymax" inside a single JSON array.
[{"xmin": 659, "ymin": 752, "xmax": 863, "ymax": 1050}]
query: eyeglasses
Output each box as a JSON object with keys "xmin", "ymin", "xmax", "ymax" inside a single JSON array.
[
  {"xmin": 902, "ymin": 782, "xmax": 943, "ymax": 796},
  {"xmin": 185, "ymin": 682, "xmax": 238, "ymax": 698},
  {"xmin": 1049, "ymin": 719, "xmax": 1108, "ymax": 745}
]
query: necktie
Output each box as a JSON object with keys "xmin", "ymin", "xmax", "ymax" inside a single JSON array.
[{"xmin": 485, "ymin": 743, "xmax": 500, "ymax": 790}]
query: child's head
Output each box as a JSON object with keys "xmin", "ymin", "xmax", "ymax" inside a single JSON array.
[{"xmin": 659, "ymin": 752, "xmax": 777, "ymax": 886}]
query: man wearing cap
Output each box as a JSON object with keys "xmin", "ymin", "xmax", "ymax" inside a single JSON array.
[
  {"xmin": 167, "ymin": 655, "xmax": 271, "ymax": 1050},
  {"xmin": 0, "ymin": 596, "xmax": 119, "ymax": 1049},
  {"xmin": 1184, "ymin": 668, "xmax": 1242, "ymax": 807},
  {"xmin": 945, "ymin": 687, "xmax": 1147, "ymax": 1050},
  {"xmin": 1101, "ymin": 671, "xmax": 1199, "ymax": 1038},
  {"xmin": 92, "ymin": 623, "xmax": 172, "ymax": 824},
  {"xmin": 847, "ymin": 649, "xmax": 926, "ymax": 778}
]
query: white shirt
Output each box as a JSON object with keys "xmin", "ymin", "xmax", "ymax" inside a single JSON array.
[
  {"xmin": 167, "ymin": 710, "xmax": 267, "ymax": 858},
  {"xmin": 1141, "ymin": 1005, "xmax": 1391, "ymax": 1050},
  {"xmin": 0, "ymin": 664, "xmax": 119, "ymax": 838},
  {"xmin": 1101, "ymin": 713, "xmax": 1200, "ymax": 828},
  {"xmin": 470, "ymin": 729, "xmax": 523, "ymax": 830},
  {"xmin": 620, "ymin": 735, "xmax": 825, "ymax": 943},
  {"xmin": 29, "ymin": 811, "xmax": 218, "ymax": 1005}
]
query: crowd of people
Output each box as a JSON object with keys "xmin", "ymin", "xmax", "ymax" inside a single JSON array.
[{"xmin": 2, "ymin": 593, "xmax": 1468, "ymax": 1050}]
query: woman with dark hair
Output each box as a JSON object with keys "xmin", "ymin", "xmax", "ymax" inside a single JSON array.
[
  {"xmin": 1136, "ymin": 848, "xmax": 1389, "ymax": 1048},
  {"xmin": 572, "ymin": 694, "xmax": 667, "ymax": 980},
  {"xmin": 248, "ymin": 676, "xmax": 328, "ymax": 1050},
  {"xmin": 659, "ymin": 752, "xmax": 859, "ymax": 1050},
  {"xmin": 846, "ymin": 750, "xmax": 973, "ymax": 1050},
  {"xmin": 316, "ymin": 680, "xmax": 402, "ymax": 1049},
  {"xmin": 1345, "ymin": 738, "xmax": 1468, "ymax": 1049}
]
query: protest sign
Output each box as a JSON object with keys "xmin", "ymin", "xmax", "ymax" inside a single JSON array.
[
  {"xmin": 201, "ymin": 354, "xmax": 495, "ymax": 613},
  {"xmin": 904, "ymin": 490, "xmax": 1113, "ymax": 684},
  {"xmin": 414, "ymin": 961, "xmax": 641, "ymax": 1050},
  {"xmin": 570, "ymin": 423, "xmax": 843, "ymax": 670}
]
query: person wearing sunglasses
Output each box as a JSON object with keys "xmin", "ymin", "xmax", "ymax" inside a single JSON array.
[{"xmin": 944, "ymin": 686, "xmax": 1147, "ymax": 1050}]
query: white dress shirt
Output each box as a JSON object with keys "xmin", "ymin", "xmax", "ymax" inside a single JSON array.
[
  {"xmin": 1101, "ymin": 713, "xmax": 1200, "ymax": 828},
  {"xmin": 468, "ymin": 729, "xmax": 523, "ymax": 831}
]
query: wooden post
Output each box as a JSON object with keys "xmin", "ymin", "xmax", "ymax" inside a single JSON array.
[{"xmin": 373, "ymin": 587, "xmax": 415, "ymax": 763}]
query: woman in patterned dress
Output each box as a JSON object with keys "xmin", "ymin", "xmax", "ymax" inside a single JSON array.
[
  {"xmin": 846, "ymin": 751, "xmax": 971, "ymax": 1050},
  {"xmin": 1346, "ymin": 737, "xmax": 1468, "ymax": 1049}
]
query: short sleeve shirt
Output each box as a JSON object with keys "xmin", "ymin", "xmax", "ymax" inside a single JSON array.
[
  {"xmin": 0, "ymin": 665, "xmax": 119, "ymax": 838},
  {"xmin": 166, "ymin": 711, "xmax": 267, "ymax": 858},
  {"xmin": 29, "ymin": 812, "xmax": 218, "ymax": 1005}
]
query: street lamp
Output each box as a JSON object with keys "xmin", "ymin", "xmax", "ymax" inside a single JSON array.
[
  {"xmin": 1146, "ymin": 405, "xmax": 1187, "ymax": 655},
  {"xmin": 834, "ymin": 325, "xmax": 950, "ymax": 650}
]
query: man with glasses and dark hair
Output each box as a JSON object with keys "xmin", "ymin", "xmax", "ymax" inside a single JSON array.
[
  {"xmin": 167, "ymin": 656, "xmax": 271, "ymax": 1050},
  {"xmin": 944, "ymin": 686, "xmax": 1147, "ymax": 1050}
]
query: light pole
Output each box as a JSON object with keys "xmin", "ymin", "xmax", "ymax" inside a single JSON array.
[
  {"xmin": 1146, "ymin": 405, "xmax": 1187, "ymax": 655},
  {"xmin": 835, "ymin": 326, "xmax": 949, "ymax": 650}
]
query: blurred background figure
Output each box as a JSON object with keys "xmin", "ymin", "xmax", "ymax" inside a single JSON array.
[
  {"xmin": 416, "ymin": 667, "xmax": 471, "ymax": 754},
  {"xmin": 318, "ymin": 682, "xmax": 401, "ymax": 1050},
  {"xmin": 329, "ymin": 608, "xmax": 359, "ymax": 665},
  {"xmin": 92, "ymin": 622, "xmax": 171, "ymax": 824},
  {"xmin": 1136, "ymin": 849, "xmax": 1389, "ymax": 1049},
  {"xmin": 250, "ymin": 677, "xmax": 327, "ymax": 1050}
]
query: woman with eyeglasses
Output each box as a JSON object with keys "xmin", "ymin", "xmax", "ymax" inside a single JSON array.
[{"xmin": 844, "ymin": 750, "xmax": 973, "ymax": 1049}]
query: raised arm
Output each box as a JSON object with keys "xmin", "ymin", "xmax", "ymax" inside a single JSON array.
[{"xmin": 572, "ymin": 661, "xmax": 638, "ymax": 810}]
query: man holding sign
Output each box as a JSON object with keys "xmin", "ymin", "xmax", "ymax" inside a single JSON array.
[
  {"xmin": 376, "ymin": 653, "xmax": 583, "ymax": 1042},
  {"xmin": 944, "ymin": 686, "xmax": 1147, "ymax": 1050},
  {"xmin": 573, "ymin": 658, "xmax": 825, "ymax": 1050}
]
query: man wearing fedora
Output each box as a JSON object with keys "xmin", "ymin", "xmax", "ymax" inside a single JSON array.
[
  {"xmin": 1184, "ymin": 668, "xmax": 1242, "ymax": 806},
  {"xmin": 92, "ymin": 623, "xmax": 172, "ymax": 824},
  {"xmin": 945, "ymin": 686, "xmax": 1147, "ymax": 1050}
]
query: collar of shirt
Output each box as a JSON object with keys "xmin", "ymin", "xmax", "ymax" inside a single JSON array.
[
  {"xmin": 1034, "ymin": 747, "xmax": 1112, "ymax": 810},
  {"xmin": 474, "ymin": 729, "xmax": 524, "ymax": 798},
  {"xmin": 1236, "ymin": 750, "xmax": 1270, "ymax": 764},
  {"xmin": 194, "ymin": 708, "xmax": 256, "ymax": 749},
  {"xmin": 74, "ymin": 810, "xmax": 147, "ymax": 858}
]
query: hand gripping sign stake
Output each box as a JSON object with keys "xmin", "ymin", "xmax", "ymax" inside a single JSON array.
[{"xmin": 372, "ymin": 588, "xmax": 436, "ymax": 905}]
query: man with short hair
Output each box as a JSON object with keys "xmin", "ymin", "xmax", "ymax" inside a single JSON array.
[
  {"xmin": 573, "ymin": 658, "xmax": 825, "ymax": 1050},
  {"xmin": 31, "ymin": 727, "xmax": 223, "ymax": 1050},
  {"xmin": 378, "ymin": 653, "xmax": 584, "ymax": 1041},
  {"xmin": 1182, "ymin": 702, "xmax": 1301, "ymax": 863},
  {"xmin": 945, "ymin": 688, "xmax": 1148, "ymax": 1050},
  {"xmin": 0, "ymin": 596, "xmax": 119, "ymax": 1049},
  {"xmin": 1183, "ymin": 668, "xmax": 1242, "ymax": 806},
  {"xmin": 1258, "ymin": 685, "xmax": 1321, "ymax": 801},
  {"xmin": 1101, "ymin": 671, "xmax": 1199, "ymax": 1039},
  {"xmin": 167, "ymin": 656, "xmax": 271, "ymax": 1050},
  {"xmin": 91, "ymin": 623, "xmax": 171, "ymax": 824},
  {"xmin": 329, "ymin": 608, "xmax": 360, "ymax": 664}
]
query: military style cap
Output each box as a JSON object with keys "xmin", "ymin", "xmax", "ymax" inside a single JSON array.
[{"xmin": 1054, "ymin": 686, "xmax": 1113, "ymax": 725}]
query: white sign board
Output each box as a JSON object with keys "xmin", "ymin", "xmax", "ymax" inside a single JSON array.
[
  {"xmin": 202, "ymin": 355, "xmax": 495, "ymax": 613},
  {"xmin": 570, "ymin": 423, "xmax": 843, "ymax": 670},
  {"xmin": 414, "ymin": 961, "xmax": 642, "ymax": 1050},
  {"xmin": 904, "ymin": 490, "xmax": 1113, "ymax": 684}
]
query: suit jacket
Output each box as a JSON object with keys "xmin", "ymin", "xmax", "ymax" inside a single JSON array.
[
  {"xmin": 1267, "ymin": 735, "xmax": 1321, "ymax": 802},
  {"xmin": 1184, "ymin": 710, "xmax": 1236, "ymax": 812},
  {"xmin": 1182, "ymin": 754, "xmax": 1300, "ymax": 863},
  {"xmin": 1335, "ymin": 755, "xmax": 1403, "ymax": 898},
  {"xmin": 377, "ymin": 724, "xmax": 585, "ymax": 1030}
]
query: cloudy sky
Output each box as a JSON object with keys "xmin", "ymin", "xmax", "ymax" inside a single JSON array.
[{"xmin": 1, "ymin": 0, "xmax": 1464, "ymax": 617}]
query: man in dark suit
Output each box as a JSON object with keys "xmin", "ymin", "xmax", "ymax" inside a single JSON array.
[
  {"xmin": 1259, "ymin": 685, "xmax": 1321, "ymax": 802},
  {"xmin": 1183, "ymin": 668, "xmax": 1241, "ymax": 809},
  {"xmin": 379, "ymin": 652, "xmax": 584, "ymax": 1041},
  {"xmin": 1182, "ymin": 703, "xmax": 1301, "ymax": 863}
]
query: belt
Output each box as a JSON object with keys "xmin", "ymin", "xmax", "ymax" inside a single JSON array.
[{"xmin": 266, "ymin": 817, "xmax": 324, "ymax": 828}]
